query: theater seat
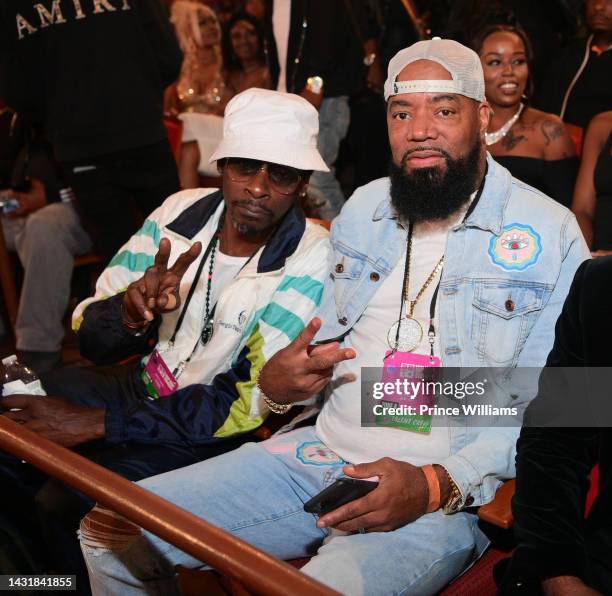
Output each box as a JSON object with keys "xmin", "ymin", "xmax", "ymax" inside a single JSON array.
[
  {"xmin": 564, "ymin": 123, "xmax": 583, "ymax": 156},
  {"xmin": 0, "ymin": 219, "xmax": 18, "ymax": 330},
  {"xmin": 164, "ymin": 116, "xmax": 183, "ymax": 163},
  {"xmin": 307, "ymin": 218, "xmax": 331, "ymax": 231},
  {"xmin": 0, "ymin": 234, "xmax": 105, "ymax": 337},
  {"xmin": 442, "ymin": 464, "xmax": 600, "ymax": 595}
]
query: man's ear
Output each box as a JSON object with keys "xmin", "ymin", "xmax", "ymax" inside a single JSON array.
[{"xmin": 478, "ymin": 102, "xmax": 492, "ymax": 137}]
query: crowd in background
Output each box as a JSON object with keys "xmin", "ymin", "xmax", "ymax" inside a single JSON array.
[
  {"xmin": 0, "ymin": 1, "xmax": 610, "ymax": 593},
  {"xmin": 0, "ymin": 0, "xmax": 610, "ymax": 373}
]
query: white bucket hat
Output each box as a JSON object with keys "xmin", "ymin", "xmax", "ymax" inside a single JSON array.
[
  {"xmin": 384, "ymin": 38, "xmax": 486, "ymax": 102},
  {"xmin": 209, "ymin": 88, "xmax": 329, "ymax": 172}
]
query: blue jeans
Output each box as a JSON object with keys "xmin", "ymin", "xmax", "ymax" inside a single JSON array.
[
  {"xmin": 308, "ymin": 96, "xmax": 350, "ymax": 221},
  {"xmin": 1, "ymin": 201, "xmax": 91, "ymax": 352},
  {"xmin": 80, "ymin": 427, "xmax": 488, "ymax": 595}
]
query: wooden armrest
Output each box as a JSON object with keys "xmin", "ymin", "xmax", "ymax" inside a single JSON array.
[
  {"xmin": 0, "ymin": 417, "xmax": 337, "ymax": 596},
  {"xmin": 478, "ymin": 479, "xmax": 515, "ymax": 530}
]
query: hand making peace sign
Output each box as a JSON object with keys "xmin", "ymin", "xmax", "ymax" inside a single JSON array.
[{"xmin": 122, "ymin": 238, "xmax": 202, "ymax": 324}]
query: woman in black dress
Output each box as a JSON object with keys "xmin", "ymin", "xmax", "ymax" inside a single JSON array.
[
  {"xmin": 472, "ymin": 24, "xmax": 579, "ymax": 207},
  {"xmin": 572, "ymin": 110, "xmax": 612, "ymax": 256}
]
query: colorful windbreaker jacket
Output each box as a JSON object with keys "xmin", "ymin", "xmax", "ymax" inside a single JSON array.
[{"xmin": 72, "ymin": 189, "xmax": 329, "ymax": 446}]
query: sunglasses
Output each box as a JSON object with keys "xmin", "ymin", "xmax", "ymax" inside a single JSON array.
[{"xmin": 222, "ymin": 158, "xmax": 303, "ymax": 195}]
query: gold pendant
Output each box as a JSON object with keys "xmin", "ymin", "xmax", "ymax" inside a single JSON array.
[{"xmin": 387, "ymin": 317, "xmax": 423, "ymax": 352}]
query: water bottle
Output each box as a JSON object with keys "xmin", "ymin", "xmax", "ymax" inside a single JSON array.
[{"xmin": 1, "ymin": 354, "xmax": 47, "ymax": 396}]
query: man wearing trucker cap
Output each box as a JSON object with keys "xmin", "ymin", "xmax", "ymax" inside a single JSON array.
[
  {"xmin": 80, "ymin": 40, "xmax": 588, "ymax": 595},
  {"xmin": 0, "ymin": 88, "xmax": 330, "ymax": 583}
]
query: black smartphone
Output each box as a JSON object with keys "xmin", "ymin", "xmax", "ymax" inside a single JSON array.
[{"xmin": 303, "ymin": 477, "xmax": 379, "ymax": 515}]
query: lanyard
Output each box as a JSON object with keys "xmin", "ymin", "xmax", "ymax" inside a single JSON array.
[
  {"xmin": 391, "ymin": 165, "xmax": 488, "ymax": 358},
  {"xmin": 167, "ymin": 216, "xmax": 224, "ymax": 347},
  {"xmin": 166, "ymin": 212, "xmax": 259, "ymax": 377}
]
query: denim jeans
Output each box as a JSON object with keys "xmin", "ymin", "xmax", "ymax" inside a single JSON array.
[
  {"xmin": 308, "ymin": 96, "xmax": 350, "ymax": 221},
  {"xmin": 80, "ymin": 427, "xmax": 488, "ymax": 595},
  {"xmin": 2, "ymin": 201, "xmax": 92, "ymax": 352}
]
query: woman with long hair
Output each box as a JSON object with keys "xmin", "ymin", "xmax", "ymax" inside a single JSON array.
[
  {"xmin": 472, "ymin": 24, "xmax": 578, "ymax": 207},
  {"xmin": 178, "ymin": 11, "xmax": 271, "ymax": 188},
  {"xmin": 222, "ymin": 12, "xmax": 271, "ymax": 96},
  {"xmin": 166, "ymin": 1, "xmax": 227, "ymax": 115}
]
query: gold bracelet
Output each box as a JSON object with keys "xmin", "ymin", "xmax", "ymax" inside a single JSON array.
[{"xmin": 256, "ymin": 374, "xmax": 292, "ymax": 414}]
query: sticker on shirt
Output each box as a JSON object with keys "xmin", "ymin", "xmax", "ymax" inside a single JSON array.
[
  {"xmin": 488, "ymin": 223, "xmax": 542, "ymax": 271},
  {"xmin": 296, "ymin": 441, "xmax": 346, "ymax": 466}
]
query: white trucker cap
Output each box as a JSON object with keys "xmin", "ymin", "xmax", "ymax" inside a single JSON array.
[{"xmin": 384, "ymin": 37, "xmax": 486, "ymax": 102}]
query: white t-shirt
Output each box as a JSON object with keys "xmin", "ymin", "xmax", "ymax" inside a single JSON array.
[
  {"xmin": 155, "ymin": 249, "xmax": 249, "ymax": 376},
  {"xmin": 316, "ymin": 219, "xmax": 456, "ymax": 466},
  {"xmin": 209, "ymin": 249, "xmax": 250, "ymax": 308},
  {"xmin": 272, "ymin": 0, "xmax": 292, "ymax": 93}
]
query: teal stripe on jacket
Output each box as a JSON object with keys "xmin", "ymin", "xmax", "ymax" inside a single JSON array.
[
  {"xmin": 276, "ymin": 275, "xmax": 324, "ymax": 306},
  {"xmin": 259, "ymin": 302, "xmax": 305, "ymax": 340},
  {"xmin": 134, "ymin": 219, "xmax": 161, "ymax": 247},
  {"xmin": 108, "ymin": 251, "xmax": 154, "ymax": 273}
]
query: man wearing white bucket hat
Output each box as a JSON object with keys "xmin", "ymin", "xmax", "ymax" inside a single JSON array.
[
  {"xmin": 80, "ymin": 40, "xmax": 589, "ymax": 594},
  {"xmin": 0, "ymin": 88, "xmax": 330, "ymax": 581}
]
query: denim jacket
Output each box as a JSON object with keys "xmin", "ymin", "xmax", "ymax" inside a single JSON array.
[{"xmin": 315, "ymin": 155, "xmax": 590, "ymax": 509}]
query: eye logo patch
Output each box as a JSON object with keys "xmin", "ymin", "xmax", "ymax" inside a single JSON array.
[
  {"xmin": 296, "ymin": 441, "xmax": 346, "ymax": 466},
  {"xmin": 489, "ymin": 223, "xmax": 542, "ymax": 271}
]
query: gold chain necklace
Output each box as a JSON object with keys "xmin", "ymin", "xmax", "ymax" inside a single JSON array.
[
  {"xmin": 403, "ymin": 233, "xmax": 445, "ymax": 317},
  {"xmin": 387, "ymin": 231, "xmax": 444, "ymax": 352}
]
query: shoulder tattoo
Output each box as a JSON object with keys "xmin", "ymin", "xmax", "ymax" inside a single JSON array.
[
  {"xmin": 501, "ymin": 129, "xmax": 527, "ymax": 150},
  {"xmin": 541, "ymin": 120, "xmax": 565, "ymax": 145}
]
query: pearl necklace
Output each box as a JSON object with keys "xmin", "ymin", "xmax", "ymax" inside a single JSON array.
[{"xmin": 485, "ymin": 103, "xmax": 524, "ymax": 146}]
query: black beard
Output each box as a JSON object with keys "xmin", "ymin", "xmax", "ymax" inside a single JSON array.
[
  {"xmin": 231, "ymin": 218, "xmax": 257, "ymax": 236},
  {"xmin": 389, "ymin": 139, "xmax": 483, "ymax": 223}
]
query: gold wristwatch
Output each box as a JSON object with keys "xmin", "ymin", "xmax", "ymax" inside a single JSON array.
[{"xmin": 441, "ymin": 467, "xmax": 463, "ymax": 514}]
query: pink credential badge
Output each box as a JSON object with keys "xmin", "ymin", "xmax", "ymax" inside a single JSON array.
[{"xmin": 489, "ymin": 223, "xmax": 542, "ymax": 271}]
